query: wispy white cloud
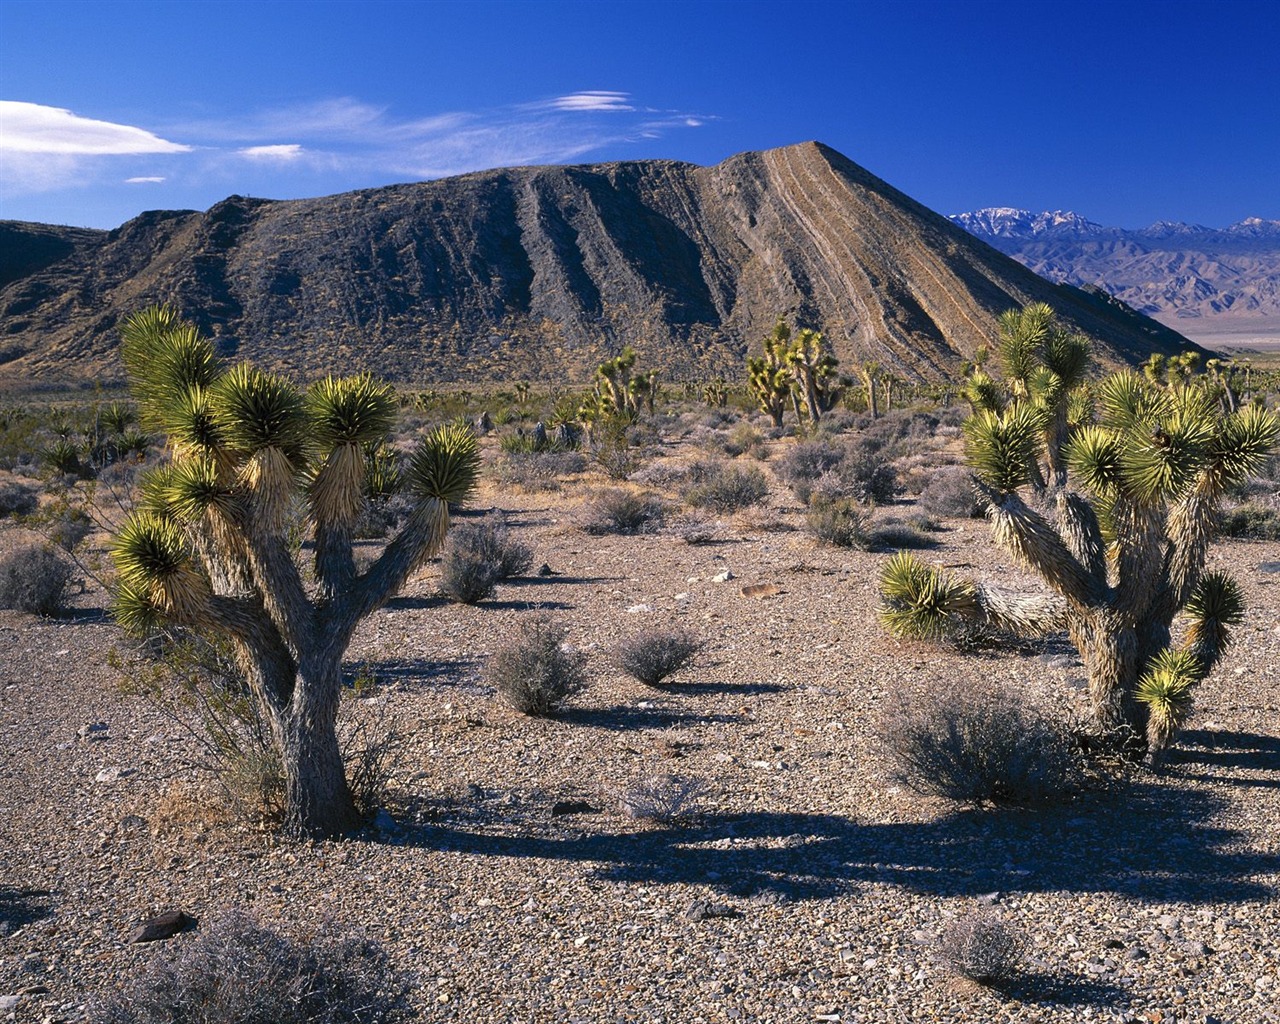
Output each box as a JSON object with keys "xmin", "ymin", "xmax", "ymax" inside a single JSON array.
[
  {"xmin": 238, "ymin": 144, "xmax": 305, "ymax": 161},
  {"xmin": 125, "ymin": 176, "xmax": 165, "ymax": 184},
  {"xmin": 549, "ymin": 91, "xmax": 634, "ymax": 113},
  {"xmin": 0, "ymin": 100, "xmax": 190, "ymax": 154}
]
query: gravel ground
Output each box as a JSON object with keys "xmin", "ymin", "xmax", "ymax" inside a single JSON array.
[{"xmin": 1, "ymin": 438, "xmax": 1278, "ymax": 1024}]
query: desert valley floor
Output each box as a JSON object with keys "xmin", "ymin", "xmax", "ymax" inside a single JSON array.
[{"xmin": 1, "ymin": 432, "xmax": 1278, "ymax": 1024}]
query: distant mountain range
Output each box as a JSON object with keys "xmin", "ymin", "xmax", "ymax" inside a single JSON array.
[
  {"xmin": 949, "ymin": 209, "xmax": 1280, "ymax": 343},
  {"xmin": 0, "ymin": 143, "xmax": 1198, "ymax": 389}
]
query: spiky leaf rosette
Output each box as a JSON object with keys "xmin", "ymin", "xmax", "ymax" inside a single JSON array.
[
  {"xmin": 963, "ymin": 403, "xmax": 1045, "ymax": 495},
  {"xmin": 1041, "ymin": 330, "xmax": 1091, "ymax": 389},
  {"xmin": 1097, "ymin": 370, "xmax": 1164, "ymax": 430},
  {"xmin": 163, "ymin": 456, "xmax": 240, "ymax": 527},
  {"xmin": 1136, "ymin": 648, "xmax": 1201, "ymax": 756},
  {"xmin": 306, "ymin": 374, "xmax": 397, "ymax": 448},
  {"xmin": 210, "ymin": 365, "xmax": 308, "ymax": 528},
  {"xmin": 1119, "ymin": 400, "xmax": 1214, "ymax": 505},
  {"xmin": 305, "ymin": 374, "xmax": 397, "ymax": 526},
  {"xmin": 120, "ymin": 308, "xmax": 223, "ymax": 429},
  {"xmin": 962, "ymin": 371, "xmax": 1003, "ymax": 415},
  {"xmin": 112, "ymin": 514, "xmax": 209, "ymax": 623},
  {"xmin": 1065, "ymin": 426, "xmax": 1124, "ymax": 495},
  {"xmin": 160, "ymin": 386, "xmax": 228, "ymax": 465},
  {"xmin": 878, "ymin": 552, "xmax": 978, "ymax": 640},
  {"xmin": 405, "ymin": 422, "xmax": 479, "ymax": 504},
  {"xmin": 1202, "ymin": 403, "xmax": 1280, "ymax": 494},
  {"xmin": 1183, "ymin": 570, "xmax": 1244, "ymax": 668},
  {"xmin": 364, "ymin": 443, "xmax": 402, "ymax": 500}
]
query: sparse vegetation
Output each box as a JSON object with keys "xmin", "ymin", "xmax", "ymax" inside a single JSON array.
[
  {"xmin": 92, "ymin": 911, "xmax": 408, "ymax": 1024},
  {"xmin": 934, "ymin": 907, "xmax": 1025, "ymax": 986},
  {"xmin": 680, "ymin": 460, "xmax": 769, "ymax": 513},
  {"xmin": 616, "ymin": 628, "xmax": 702, "ymax": 686},
  {"xmin": 619, "ymin": 773, "xmax": 709, "ymax": 822},
  {"xmin": 488, "ymin": 616, "xmax": 588, "ymax": 716},
  {"xmin": 581, "ymin": 487, "xmax": 666, "ymax": 535},
  {"xmin": 0, "ymin": 544, "xmax": 72, "ymax": 615},
  {"xmin": 875, "ymin": 681, "xmax": 1082, "ymax": 806},
  {"xmin": 438, "ymin": 512, "xmax": 533, "ymax": 603}
]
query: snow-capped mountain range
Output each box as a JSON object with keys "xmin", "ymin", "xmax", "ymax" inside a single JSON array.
[{"xmin": 949, "ymin": 209, "xmax": 1280, "ymax": 344}]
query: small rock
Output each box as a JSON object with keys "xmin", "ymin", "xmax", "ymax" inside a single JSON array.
[
  {"xmin": 0, "ymin": 995, "xmax": 21, "ymax": 1013},
  {"xmin": 1257, "ymin": 561, "xmax": 1280, "ymax": 573},
  {"xmin": 129, "ymin": 910, "xmax": 197, "ymax": 944},
  {"xmin": 976, "ymin": 892, "xmax": 1001, "ymax": 905},
  {"xmin": 685, "ymin": 900, "xmax": 739, "ymax": 922},
  {"xmin": 626, "ymin": 604, "xmax": 653, "ymax": 614},
  {"xmin": 535, "ymin": 563, "xmax": 558, "ymax": 577},
  {"xmin": 77, "ymin": 722, "xmax": 108, "ymax": 741},
  {"xmin": 373, "ymin": 809, "xmax": 397, "ymax": 833},
  {"xmin": 95, "ymin": 767, "xmax": 133, "ymax": 783},
  {"xmin": 711, "ymin": 570, "xmax": 733, "ymax": 582}
]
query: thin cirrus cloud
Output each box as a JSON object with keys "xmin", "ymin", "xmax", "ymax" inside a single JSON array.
[{"xmin": 2, "ymin": 92, "xmax": 709, "ymax": 204}]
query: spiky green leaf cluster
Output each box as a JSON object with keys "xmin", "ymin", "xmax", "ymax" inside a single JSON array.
[
  {"xmin": 963, "ymin": 403, "xmax": 1046, "ymax": 495},
  {"xmin": 306, "ymin": 374, "xmax": 397, "ymax": 449},
  {"xmin": 405, "ymin": 422, "xmax": 480, "ymax": 503},
  {"xmin": 209, "ymin": 364, "xmax": 309, "ymax": 462},
  {"xmin": 1136, "ymin": 648, "xmax": 1201, "ymax": 754},
  {"xmin": 878, "ymin": 552, "xmax": 978, "ymax": 640}
]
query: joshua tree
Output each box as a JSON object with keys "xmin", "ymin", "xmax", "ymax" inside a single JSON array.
[
  {"xmin": 857, "ymin": 360, "xmax": 881, "ymax": 419},
  {"xmin": 747, "ymin": 318, "xmax": 795, "ymax": 428},
  {"xmin": 110, "ymin": 306, "xmax": 480, "ymax": 836},
  {"xmin": 786, "ymin": 327, "xmax": 845, "ymax": 425},
  {"xmin": 880, "ymin": 368, "xmax": 1278, "ymax": 759}
]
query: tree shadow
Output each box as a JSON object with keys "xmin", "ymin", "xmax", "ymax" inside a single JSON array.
[
  {"xmin": 396, "ymin": 779, "xmax": 1272, "ymax": 906},
  {"xmin": 382, "ymin": 594, "xmax": 572, "ymax": 612},
  {"xmin": 501, "ymin": 575, "xmax": 625, "ymax": 588},
  {"xmin": 660, "ymin": 680, "xmax": 788, "ymax": 697},
  {"xmin": 356, "ymin": 657, "xmax": 483, "ymax": 691},
  {"xmin": 557, "ymin": 704, "xmax": 748, "ymax": 732},
  {"xmin": 0, "ymin": 887, "xmax": 53, "ymax": 931},
  {"xmin": 1001, "ymin": 970, "xmax": 1131, "ymax": 1008},
  {"xmin": 1163, "ymin": 729, "xmax": 1280, "ymax": 787}
]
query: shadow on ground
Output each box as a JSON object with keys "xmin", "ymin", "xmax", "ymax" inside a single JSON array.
[
  {"xmin": 396, "ymin": 779, "xmax": 1272, "ymax": 907},
  {"xmin": 1162, "ymin": 729, "xmax": 1280, "ymax": 788},
  {"xmin": 0, "ymin": 887, "xmax": 53, "ymax": 931}
]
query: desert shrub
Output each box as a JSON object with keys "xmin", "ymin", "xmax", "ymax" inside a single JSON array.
[
  {"xmin": 806, "ymin": 496, "xmax": 871, "ymax": 548},
  {"xmin": 449, "ymin": 513, "xmax": 533, "ymax": 579},
  {"xmin": 868, "ymin": 516, "xmax": 940, "ymax": 551},
  {"xmin": 1219, "ymin": 501, "xmax": 1280, "ymax": 540},
  {"xmin": 438, "ymin": 513, "xmax": 533, "ymax": 604},
  {"xmin": 778, "ymin": 437, "xmax": 897, "ymax": 505},
  {"xmin": 681, "ymin": 462, "xmax": 769, "ymax": 513},
  {"xmin": 875, "ymin": 681, "xmax": 1081, "ymax": 806},
  {"xmin": 0, "ymin": 481, "xmax": 37, "ymax": 518},
  {"xmin": 92, "ymin": 910, "xmax": 408, "ymax": 1024},
  {"xmin": 616, "ymin": 628, "xmax": 702, "ymax": 686},
  {"xmin": 619, "ymin": 773, "xmax": 708, "ymax": 821},
  {"xmin": 0, "ymin": 544, "xmax": 71, "ymax": 615},
  {"xmin": 490, "ymin": 450, "xmax": 587, "ymax": 492},
  {"xmin": 581, "ymin": 488, "xmax": 665, "ymax": 535},
  {"xmin": 716, "ymin": 422, "xmax": 767, "ymax": 459},
  {"xmin": 46, "ymin": 507, "xmax": 94, "ymax": 552},
  {"xmin": 776, "ymin": 440, "xmax": 843, "ymax": 501},
  {"xmin": 934, "ymin": 908, "xmax": 1025, "ymax": 986},
  {"xmin": 488, "ymin": 617, "xmax": 588, "ymax": 716},
  {"xmin": 919, "ymin": 465, "xmax": 985, "ymax": 518},
  {"xmin": 587, "ymin": 416, "xmax": 636, "ymax": 479}
]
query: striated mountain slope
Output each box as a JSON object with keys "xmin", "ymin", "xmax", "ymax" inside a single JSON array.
[
  {"xmin": 0, "ymin": 143, "xmax": 1197, "ymax": 388},
  {"xmin": 951, "ymin": 208, "xmax": 1280, "ymax": 340}
]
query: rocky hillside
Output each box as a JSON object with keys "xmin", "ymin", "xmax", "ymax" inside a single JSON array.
[
  {"xmin": 951, "ymin": 208, "xmax": 1280, "ymax": 336},
  {"xmin": 0, "ymin": 143, "xmax": 1196, "ymax": 388}
]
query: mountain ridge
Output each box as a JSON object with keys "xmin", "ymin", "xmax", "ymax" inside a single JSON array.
[{"xmin": 0, "ymin": 142, "xmax": 1198, "ymax": 388}]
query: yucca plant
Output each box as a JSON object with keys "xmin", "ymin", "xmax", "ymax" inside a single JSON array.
[
  {"xmin": 747, "ymin": 318, "xmax": 797, "ymax": 428},
  {"xmin": 110, "ymin": 306, "xmax": 479, "ymax": 836},
  {"xmin": 881, "ymin": 347, "xmax": 1278, "ymax": 760}
]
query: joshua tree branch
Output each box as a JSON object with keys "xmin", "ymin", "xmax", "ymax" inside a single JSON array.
[{"xmin": 983, "ymin": 488, "xmax": 1101, "ymax": 608}]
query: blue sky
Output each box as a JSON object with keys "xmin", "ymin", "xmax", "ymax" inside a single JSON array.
[{"xmin": 2, "ymin": 0, "xmax": 1277, "ymax": 230}]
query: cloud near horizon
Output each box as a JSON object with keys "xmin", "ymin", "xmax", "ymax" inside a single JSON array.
[{"xmin": 1, "ymin": 93, "xmax": 710, "ymax": 207}]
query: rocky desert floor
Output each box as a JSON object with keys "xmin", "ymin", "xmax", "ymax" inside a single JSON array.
[{"xmin": 1, "ymin": 428, "xmax": 1278, "ymax": 1024}]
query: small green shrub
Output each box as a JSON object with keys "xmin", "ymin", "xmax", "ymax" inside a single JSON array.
[
  {"xmin": 806, "ymin": 496, "xmax": 871, "ymax": 548},
  {"xmin": 490, "ymin": 450, "xmax": 587, "ymax": 492},
  {"xmin": 0, "ymin": 545, "xmax": 72, "ymax": 615},
  {"xmin": 619, "ymin": 773, "xmax": 708, "ymax": 821},
  {"xmin": 488, "ymin": 617, "xmax": 588, "ymax": 716},
  {"xmin": 438, "ymin": 545, "xmax": 500, "ymax": 604},
  {"xmin": 581, "ymin": 488, "xmax": 665, "ymax": 535},
  {"xmin": 1219, "ymin": 501, "xmax": 1280, "ymax": 540},
  {"xmin": 875, "ymin": 681, "xmax": 1081, "ymax": 806},
  {"xmin": 92, "ymin": 910, "xmax": 408, "ymax": 1024},
  {"xmin": 616, "ymin": 628, "xmax": 702, "ymax": 686},
  {"xmin": 681, "ymin": 462, "xmax": 769, "ymax": 513},
  {"xmin": 448, "ymin": 513, "xmax": 533, "ymax": 579}
]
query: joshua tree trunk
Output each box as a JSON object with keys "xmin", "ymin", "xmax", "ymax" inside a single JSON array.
[{"xmin": 282, "ymin": 660, "xmax": 359, "ymax": 836}]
